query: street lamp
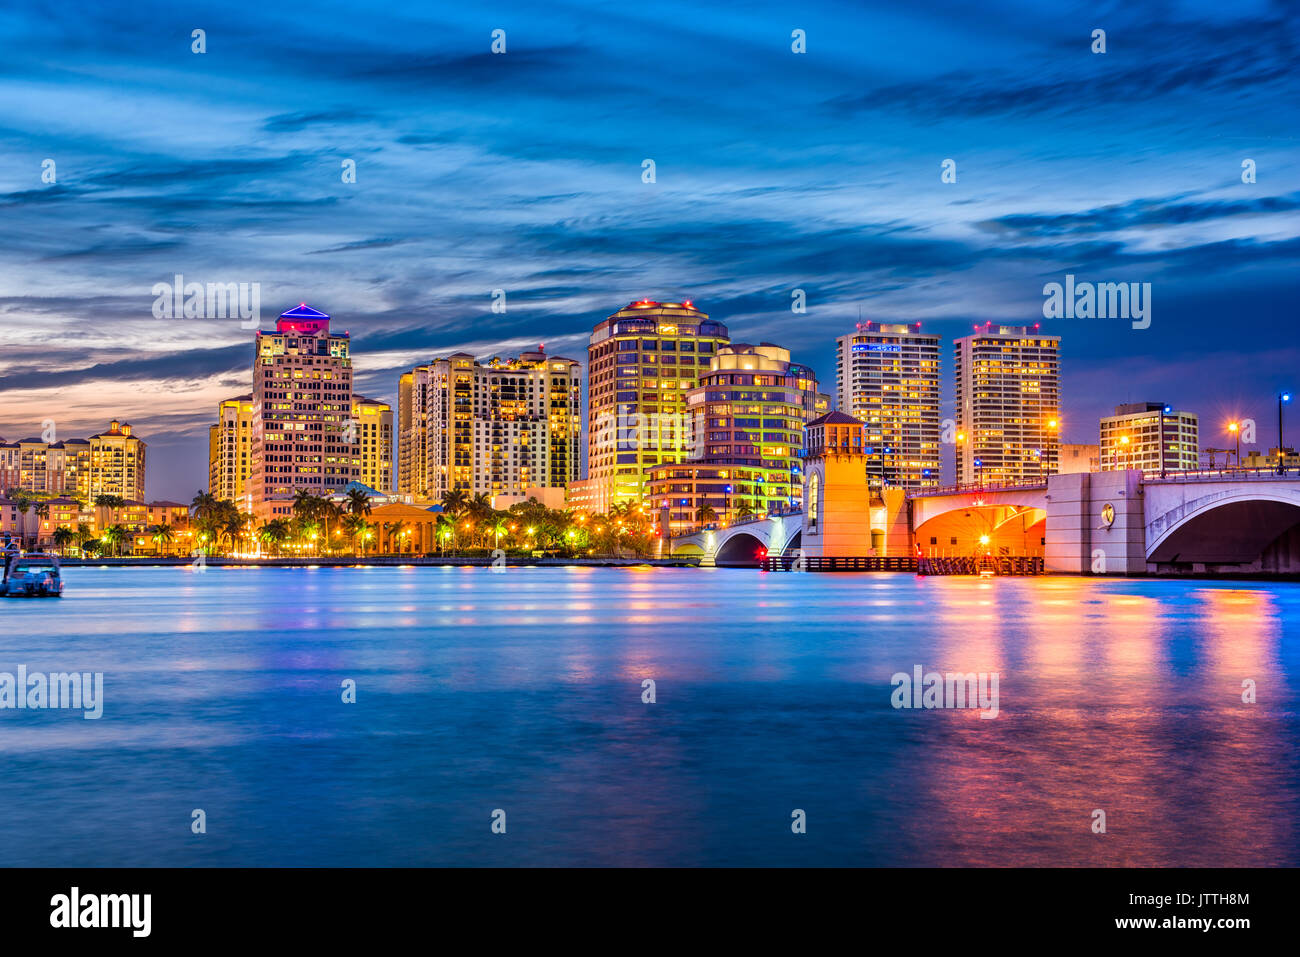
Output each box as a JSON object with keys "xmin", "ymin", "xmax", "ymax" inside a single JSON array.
[
  {"xmin": 1279, "ymin": 392, "xmax": 1292, "ymax": 474},
  {"xmin": 1228, "ymin": 421, "xmax": 1240, "ymax": 469},
  {"xmin": 1159, "ymin": 405, "xmax": 1172, "ymax": 478},
  {"xmin": 955, "ymin": 431, "xmax": 966, "ymax": 487},
  {"xmin": 974, "ymin": 457, "xmax": 983, "ymax": 489},
  {"xmin": 1118, "ymin": 434, "xmax": 1130, "ymax": 470}
]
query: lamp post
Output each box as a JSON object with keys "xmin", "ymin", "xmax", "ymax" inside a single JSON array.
[
  {"xmin": 1046, "ymin": 417, "xmax": 1058, "ymax": 483},
  {"xmin": 1159, "ymin": 405, "xmax": 1171, "ymax": 478},
  {"xmin": 956, "ymin": 431, "xmax": 966, "ymax": 487},
  {"xmin": 724, "ymin": 484, "xmax": 732, "ymax": 525},
  {"xmin": 1280, "ymin": 392, "xmax": 1292, "ymax": 474},
  {"xmin": 974, "ymin": 457, "xmax": 983, "ymax": 489},
  {"xmin": 1228, "ymin": 421, "xmax": 1240, "ymax": 470}
]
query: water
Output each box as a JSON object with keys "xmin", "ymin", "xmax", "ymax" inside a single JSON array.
[{"xmin": 0, "ymin": 566, "xmax": 1296, "ymax": 866}]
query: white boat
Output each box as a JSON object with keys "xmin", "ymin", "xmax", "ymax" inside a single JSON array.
[{"xmin": 2, "ymin": 553, "xmax": 64, "ymax": 597}]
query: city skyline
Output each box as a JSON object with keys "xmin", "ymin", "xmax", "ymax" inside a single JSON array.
[{"xmin": 1, "ymin": 1, "xmax": 1296, "ymax": 502}]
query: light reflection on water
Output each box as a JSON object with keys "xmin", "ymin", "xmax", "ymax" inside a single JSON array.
[{"xmin": 0, "ymin": 567, "xmax": 1295, "ymax": 866}]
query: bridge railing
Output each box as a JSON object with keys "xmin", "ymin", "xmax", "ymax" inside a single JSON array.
[
  {"xmin": 909, "ymin": 480, "xmax": 1048, "ymax": 498},
  {"xmin": 671, "ymin": 509, "xmax": 802, "ymax": 539},
  {"xmin": 1142, "ymin": 467, "xmax": 1300, "ymax": 483}
]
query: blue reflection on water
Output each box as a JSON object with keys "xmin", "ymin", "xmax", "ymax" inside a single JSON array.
[{"xmin": 0, "ymin": 566, "xmax": 1295, "ymax": 866}]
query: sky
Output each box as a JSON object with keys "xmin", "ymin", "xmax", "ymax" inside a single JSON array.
[{"xmin": 0, "ymin": 0, "xmax": 1296, "ymax": 501}]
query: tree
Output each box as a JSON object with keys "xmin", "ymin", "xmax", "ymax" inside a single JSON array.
[
  {"xmin": 440, "ymin": 489, "xmax": 469, "ymax": 518},
  {"xmin": 695, "ymin": 503, "xmax": 718, "ymax": 525},
  {"xmin": 101, "ymin": 523, "xmax": 128, "ymax": 557},
  {"xmin": 258, "ymin": 519, "xmax": 290, "ymax": 556},
  {"xmin": 736, "ymin": 501, "xmax": 755, "ymax": 520},
  {"xmin": 95, "ymin": 493, "xmax": 127, "ymax": 509},
  {"xmin": 345, "ymin": 487, "xmax": 372, "ymax": 517},
  {"xmin": 52, "ymin": 526, "xmax": 76, "ymax": 555},
  {"xmin": 149, "ymin": 523, "xmax": 175, "ymax": 555}
]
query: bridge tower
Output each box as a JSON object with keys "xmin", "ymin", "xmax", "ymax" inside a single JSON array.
[{"xmin": 800, "ymin": 411, "xmax": 873, "ymax": 557}]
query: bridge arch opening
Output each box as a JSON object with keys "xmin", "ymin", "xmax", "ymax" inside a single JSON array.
[
  {"xmin": 913, "ymin": 505, "xmax": 1046, "ymax": 558},
  {"xmin": 781, "ymin": 530, "xmax": 802, "ymax": 557},
  {"xmin": 714, "ymin": 532, "xmax": 768, "ymax": 566},
  {"xmin": 670, "ymin": 542, "xmax": 705, "ymax": 557},
  {"xmin": 1148, "ymin": 498, "xmax": 1300, "ymax": 573}
]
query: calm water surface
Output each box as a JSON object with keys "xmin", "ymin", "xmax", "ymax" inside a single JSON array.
[{"xmin": 0, "ymin": 566, "xmax": 1296, "ymax": 866}]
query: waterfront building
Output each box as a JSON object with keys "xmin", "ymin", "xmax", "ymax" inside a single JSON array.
[
  {"xmin": 647, "ymin": 342, "xmax": 822, "ymax": 535},
  {"xmin": 0, "ymin": 494, "xmax": 191, "ymax": 555},
  {"xmin": 209, "ymin": 394, "xmax": 254, "ymax": 506},
  {"xmin": 835, "ymin": 322, "xmax": 941, "ymax": 489},
  {"xmin": 0, "ymin": 423, "xmax": 142, "ymax": 503},
  {"xmin": 249, "ymin": 305, "xmax": 357, "ymax": 518},
  {"xmin": 398, "ymin": 348, "xmax": 581, "ymax": 500},
  {"xmin": 1058, "ymin": 443, "xmax": 1100, "ymax": 474},
  {"xmin": 1100, "ymin": 403, "xmax": 1199, "ymax": 472},
  {"xmin": 954, "ymin": 324, "xmax": 1061, "ymax": 484},
  {"xmin": 352, "ymin": 396, "xmax": 394, "ymax": 493},
  {"xmin": 586, "ymin": 301, "xmax": 730, "ymax": 513}
]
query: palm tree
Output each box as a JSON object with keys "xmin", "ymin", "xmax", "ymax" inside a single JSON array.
[
  {"xmin": 695, "ymin": 503, "xmax": 718, "ymax": 526},
  {"xmin": 149, "ymin": 523, "xmax": 175, "ymax": 556},
  {"xmin": 191, "ymin": 490, "xmax": 218, "ymax": 524},
  {"xmin": 95, "ymin": 493, "xmax": 126, "ymax": 509},
  {"xmin": 383, "ymin": 520, "xmax": 408, "ymax": 555},
  {"xmin": 101, "ymin": 523, "xmax": 128, "ymax": 557},
  {"xmin": 345, "ymin": 487, "xmax": 372, "ymax": 517},
  {"xmin": 440, "ymin": 489, "xmax": 469, "ymax": 518},
  {"xmin": 80, "ymin": 538, "xmax": 103, "ymax": 557},
  {"xmin": 257, "ymin": 519, "xmax": 290, "ymax": 556},
  {"xmin": 736, "ymin": 501, "xmax": 755, "ymax": 520},
  {"xmin": 342, "ymin": 514, "xmax": 368, "ymax": 554},
  {"xmin": 75, "ymin": 522, "xmax": 92, "ymax": 553},
  {"xmin": 52, "ymin": 526, "xmax": 76, "ymax": 555}
]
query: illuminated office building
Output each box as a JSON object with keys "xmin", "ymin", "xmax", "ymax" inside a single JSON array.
[
  {"xmin": 584, "ymin": 300, "xmax": 730, "ymax": 512},
  {"xmin": 835, "ymin": 321, "xmax": 941, "ymax": 489},
  {"xmin": 954, "ymin": 323, "xmax": 1061, "ymax": 485},
  {"xmin": 1099, "ymin": 403, "xmax": 1198, "ymax": 472},
  {"xmin": 647, "ymin": 342, "xmax": 822, "ymax": 535},
  {"xmin": 209, "ymin": 394, "xmax": 254, "ymax": 505},
  {"xmin": 249, "ymin": 304, "xmax": 356, "ymax": 517},
  {"xmin": 398, "ymin": 349, "xmax": 580, "ymax": 500}
]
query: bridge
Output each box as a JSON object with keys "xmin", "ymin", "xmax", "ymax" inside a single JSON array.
[
  {"xmin": 668, "ymin": 511, "xmax": 804, "ymax": 566},
  {"xmin": 665, "ymin": 469, "xmax": 1300, "ymax": 575}
]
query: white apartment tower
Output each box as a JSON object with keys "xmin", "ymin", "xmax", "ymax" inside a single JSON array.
[
  {"xmin": 954, "ymin": 323, "xmax": 1061, "ymax": 485},
  {"xmin": 398, "ymin": 349, "xmax": 581, "ymax": 500},
  {"xmin": 836, "ymin": 321, "xmax": 941, "ymax": 489}
]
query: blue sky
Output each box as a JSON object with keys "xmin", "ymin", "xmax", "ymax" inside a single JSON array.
[{"xmin": 1, "ymin": 0, "xmax": 1297, "ymax": 500}]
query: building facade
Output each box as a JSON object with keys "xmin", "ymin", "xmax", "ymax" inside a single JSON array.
[
  {"xmin": 1, "ymin": 423, "xmax": 142, "ymax": 503},
  {"xmin": 398, "ymin": 349, "xmax": 580, "ymax": 501},
  {"xmin": 352, "ymin": 396, "xmax": 394, "ymax": 494},
  {"xmin": 646, "ymin": 342, "xmax": 822, "ymax": 534},
  {"xmin": 249, "ymin": 305, "xmax": 356, "ymax": 518},
  {"xmin": 954, "ymin": 324, "xmax": 1061, "ymax": 485},
  {"xmin": 1100, "ymin": 403, "xmax": 1199, "ymax": 472},
  {"xmin": 835, "ymin": 322, "xmax": 941, "ymax": 489},
  {"xmin": 209, "ymin": 394, "xmax": 254, "ymax": 505},
  {"xmin": 1058, "ymin": 443, "xmax": 1101, "ymax": 474},
  {"xmin": 586, "ymin": 301, "xmax": 730, "ymax": 513}
]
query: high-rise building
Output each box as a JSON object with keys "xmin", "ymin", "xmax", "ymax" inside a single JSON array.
[
  {"xmin": 954, "ymin": 323, "xmax": 1061, "ymax": 485},
  {"xmin": 0, "ymin": 437, "xmax": 90, "ymax": 496},
  {"xmin": 249, "ymin": 305, "xmax": 356, "ymax": 518},
  {"xmin": 584, "ymin": 300, "xmax": 730, "ymax": 512},
  {"xmin": 398, "ymin": 349, "xmax": 580, "ymax": 500},
  {"xmin": 647, "ymin": 342, "xmax": 822, "ymax": 534},
  {"xmin": 1100, "ymin": 403, "xmax": 1198, "ymax": 472},
  {"xmin": 85, "ymin": 421, "xmax": 146, "ymax": 502},
  {"xmin": 209, "ymin": 394, "xmax": 254, "ymax": 505},
  {"xmin": 835, "ymin": 321, "xmax": 941, "ymax": 489},
  {"xmin": 352, "ymin": 396, "xmax": 394, "ymax": 493}
]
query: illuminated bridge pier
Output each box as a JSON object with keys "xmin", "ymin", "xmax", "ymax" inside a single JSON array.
[{"xmin": 666, "ymin": 469, "xmax": 1300, "ymax": 576}]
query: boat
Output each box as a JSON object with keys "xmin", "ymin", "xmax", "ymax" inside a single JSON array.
[{"xmin": 2, "ymin": 553, "xmax": 64, "ymax": 597}]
